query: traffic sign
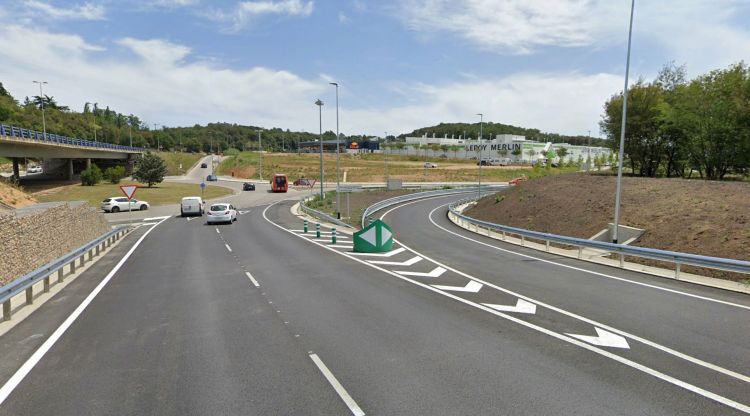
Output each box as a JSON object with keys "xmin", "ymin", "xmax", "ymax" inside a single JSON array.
[
  {"xmin": 119, "ymin": 185, "xmax": 138, "ymax": 200},
  {"xmin": 199, "ymin": 182, "xmax": 206, "ymax": 190},
  {"xmin": 353, "ymin": 219, "xmax": 393, "ymax": 253}
]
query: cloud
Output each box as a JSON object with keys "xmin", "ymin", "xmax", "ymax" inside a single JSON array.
[
  {"xmin": 207, "ymin": 0, "xmax": 314, "ymax": 30},
  {"xmin": 117, "ymin": 38, "xmax": 191, "ymax": 66},
  {"xmin": 23, "ymin": 0, "xmax": 105, "ymax": 20},
  {"xmin": 338, "ymin": 11, "xmax": 349, "ymax": 23},
  {"xmin": 342, "ymin": 72, "xmax": 621, "ymax": 137}
]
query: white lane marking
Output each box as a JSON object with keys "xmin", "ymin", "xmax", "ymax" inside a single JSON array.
[
  {"xmin": 482, "ymin": 299, "xmax": 537, "ymax": 315},
  {"xmin": 0, "ymin": 218, "xmax": 170, "ymax": 406},
  {"xmin": 432, "ymin": 280, "xmax": 483, "ymax": 293},
  {"xmin": 245, "ymin": 272, "xmax": 260, "ymax": 287},
  {"xmin": 309, "ymin": 354, "xmax": 365, "ymax": 416},
  {"xmin": 225, "ymin": 244, "xmax": 232, "ymax": 252},
  {"xmin": 330, "ymin": 245, "xmax": 355, "ymax": 249},
  {"xmin": 567, "ymin": 327, "xmax": 630, "ymax": 349},
  {"xmin": 427, "ymin": 203, "xmax": 750, "ymax": 311},
  {"xmin": 185, "ymin": 217, "xmax": 193, "ymax": 222},
  {"xmin": 216, "ymin": 228, "xmax": 220, "ymax": 234},
  {"xmin": 143, "ymin": 216, "xmax": 170, "ymax": 222},
  {"xmin": 369, "ymin": 256, "xmax": 422, "ymax": 266},
  {"xmin": 262, "ymin": 202, "xmax": 750, "ymax": 413},
  {"xmin": 313, "ymin": 238, "xmax": 351, "ymax": 242},
  {"xmin": 385, "ymin": 200, "xmax": 750, "ymax": 385},
  {"xmin": 348, "ymin": 247, "xmax": 405, "ymax": 257},
  {"xmin": 396, "ymin": 266, "xmax": 446, "ymax": 278}
]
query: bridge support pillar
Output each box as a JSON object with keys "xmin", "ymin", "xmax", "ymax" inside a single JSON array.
[
  {"xmin": 85, "ymin": 158, "xmax": 92, "ymax": 171},
  {"xmin": 12, "ymin": 158, "xmax": 20, "ymax": 180},
  {"xmin": 67, "ymin": 159, "xmax": 74, "ymax": 180}
]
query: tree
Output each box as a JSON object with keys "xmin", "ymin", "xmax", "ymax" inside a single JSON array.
[
  {"xmin": 104, "ymin": 166, "xmax": 126, "ymax": 184},
  {"xmin": 556, "ymin": 147, "xmax": 568, "ymax": 164},
  {"xmin": 80, "ymin": 164, "xmax": 103, "ymax": 186},
  {"xmin": 133, "ymin": 153, "xmax": 168, "ymax": 187}
]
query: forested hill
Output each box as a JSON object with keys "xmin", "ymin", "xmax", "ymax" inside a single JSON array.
[
  {"xmin": 407, "ymin": 122, "xmax": 607, "ymax": 147},
  {"xmin": 0, "ymin": 80, "xmax": 604, "ymax": 152}
]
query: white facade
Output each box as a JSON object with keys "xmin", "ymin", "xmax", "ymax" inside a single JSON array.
[{"xmin": 394, "ymin": 134, "xmax": 611, "ymax": 164}]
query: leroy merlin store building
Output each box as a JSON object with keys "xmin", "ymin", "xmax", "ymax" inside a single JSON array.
[{"xmin": 398, "ymin": 134, "xmax": 611, "ymax": 165}]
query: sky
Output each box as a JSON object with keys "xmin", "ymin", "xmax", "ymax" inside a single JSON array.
[{"xmin": 0, "ymin": 0, "xmax": 749, "ymax": 138}]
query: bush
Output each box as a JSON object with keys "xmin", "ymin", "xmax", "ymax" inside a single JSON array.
[
  {"xmin": 224, "ymin": 148, "xmax": 240, "ymax": 156},
  {"xmin": 80, "ymin": 164, "xmax": 103, "ymax": 186},
  {"xmin": 104, "ymin": 166, "xmax": 126, "ymax": 184},
  {"xmin": 133, "ymin": 152, "xmax": 168, "ymax": 187}
]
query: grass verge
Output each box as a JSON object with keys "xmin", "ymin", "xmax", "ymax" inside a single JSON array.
[
  {"xmin": 35, "ymin": 181, "xmax": 232, "ymax": 207},
  {"xmin": 156, "ymin": 152, "xmax": 203, "ymax": 176}
]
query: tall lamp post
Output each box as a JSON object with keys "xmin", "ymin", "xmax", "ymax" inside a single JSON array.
[
  {"xmin": 384, "ymin": 132, "xmax": 389, "ymax": 185},
  {"xmin": 153, "ymin": 123, "xmax": 160, "ymax": 151},
  {"xmin": 257, "ymin": 129, "xmax": 263, "ymax": 180},
  {"xmin": 613, "ymin": 0, "xmax": 636, "ymax": 244},
  {"xmin": 476, "ymin": 113, "xmax": 483, "ymax": 199},
  {"xmin": 32, "ymin": 81, "xmax": 48, "ymax": 138},
  {"xmin": 330, "ymin": 82, "xmax": 341, "ymax": 217},
  {"xmin": 315, "ymin": 99, "xmax": 325, "ymax": 199},
  {"xmin": 128, "ymin": 119, "xmax": 133, "ymax": 148}
]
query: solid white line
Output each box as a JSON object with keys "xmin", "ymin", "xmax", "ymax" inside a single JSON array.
[
  {"xmin": 330, "ymin": 245, "xmax": 354, "ymax": 249},
  {"xmin": 245, "ymin": 271, "xmax": 260, "ymax": 287},
  {"xmin": 225, "ymin": 244, "xmax": 232, "ymax": 252},
  {"xmin": 215, "ymin": 228, "xmax": 220, "ymax": 234},
  {"xmin": 143, "ymin": 216, "xmax": 170, "ymax": 222},
  {"xmin": 0, "ymin": 218, "xmax": 169, "ymax": 406},
  {"xmin": 309, "ymin": 354, "xmax": 365, "ymax": 416},
  {"xmin": 348, "ymin": 247, "xmax": 405, "ymax": 257},
  {"xmin": 429, "ymin": 204, "xmax": 750, "ymax": 311},
  {"xmin": 262, "ymin": 201, "xmax": 750, "ymax": 413}
]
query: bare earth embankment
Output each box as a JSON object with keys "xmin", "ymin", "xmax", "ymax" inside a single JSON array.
[{"xmin": 466, "ymin": 173, "xmax": 750, "ymax": 281}]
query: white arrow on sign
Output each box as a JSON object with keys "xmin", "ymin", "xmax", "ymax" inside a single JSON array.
[
  {"xmin": 369, "ymin": 256, "xmax": 422, "ymax": 266},
  {"xmin": 359, "ymin": 227, "xmax": 377, "ymax": 246},
  {"xmin": 396, "ymin": 266, "xmax": 446, "ymax": 278},
  {"xmin": 432, "ymin": 280, "xmax": 483, "ymax": 293},
  {"xmin": 566, "ymin": 327, "xmax": 630, "ymax": 349},
  {"xmin": 381, "ymin": 227, "xmax": 392, "ymax": 243},
  {"xmin": 482, "ymin": 299, "xmax": 537, "ymax": 314}
]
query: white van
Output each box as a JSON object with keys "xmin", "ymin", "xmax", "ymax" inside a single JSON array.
[{"xmin": 181, "ymin": 196, "xmax": 204, "ymax": 217}]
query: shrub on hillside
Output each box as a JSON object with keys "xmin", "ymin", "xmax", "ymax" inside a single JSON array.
[
  {"xmin": 80, "ymin": 165, "xmax": 103, "ymax": 186},
  {"xmin": 104, "ymin": 166, "xmax": 126, "ymax": 184}
]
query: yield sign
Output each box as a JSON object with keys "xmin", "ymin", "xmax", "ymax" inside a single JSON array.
[
  {"xmin": 353, "ymin": 219, "xmax": 394, "ymax": 253},
  {"xmin": 119, "ymin": 185, "xmax": 138, "ymax": 200}
]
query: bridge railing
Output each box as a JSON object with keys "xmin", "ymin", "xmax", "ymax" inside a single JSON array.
[{"xmin": 0, "ymin": 124, "xmax": 145, "ymax": 152}]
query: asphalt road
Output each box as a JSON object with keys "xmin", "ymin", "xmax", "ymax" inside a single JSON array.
[{"xmin": 0, "ymin": 193, "xmax": 748, "ymax": 415}]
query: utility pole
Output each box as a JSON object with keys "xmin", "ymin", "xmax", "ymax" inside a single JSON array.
[
  {"xmin": 613, "ymin": 0, "xmax": 636, "ymax": 244},
  {"xmin": 315, "ymin": 99, "xmax": 324, "ymax": 199},
  {"xmin": 477, "ymin": 113, "xmax": 484, "ymax": 199},
  {"xmin": 32, "ymin": 81, "xmax": 48, "ymax": 139},
  {"xmin": 257, "ymin": 129, "xmax": 263, "ymax": 180},
  {"xmin": 330, "ymin": 82, "xmax": 341, "ymax": 218}
]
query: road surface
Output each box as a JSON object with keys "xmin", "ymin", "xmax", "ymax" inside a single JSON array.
[{"xmin": 0, "ymin": 193, "xmax": 748, "ymax": 415}]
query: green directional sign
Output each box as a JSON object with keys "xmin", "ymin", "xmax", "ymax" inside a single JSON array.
[{"xmin": 353, "ymin": 219, "xmax": 394, "ymax": 253}]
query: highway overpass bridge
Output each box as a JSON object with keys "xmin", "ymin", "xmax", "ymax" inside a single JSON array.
[{"xmin": 0, "ymin": 124, "xmax": 144, "ymax": 180}]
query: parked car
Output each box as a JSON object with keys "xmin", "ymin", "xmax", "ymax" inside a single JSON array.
[
  {"xmin": 101, "ymin": 197, "xmax": 150, "ymax": 213},
  {"xmin": 424, "ymin": 162, "xmax": 438, "ymax": 168},
  {"xmin": 509, "ymin": 177, "xmax": 527, "ymax": 186},
  {"xmin": 293, "ymin": 178, "xmax": 313, "ymax": 186},
  {"xmin": 181, "ymin": 196, "xmax": 204, "ymax": 217},
  {"xmin": 26, "ymin": 165, "xmax": 42, "ymax": 174},
  {"xmin": 243, "ymin": 182, "xmax": 256, "ymax": 191},
  {"xmin": 206, "ymin": 203, "xmax": 237, "ymax": 224},
  {"xmin": 206, "ymin": 174, "xmax": 217, "ymax": 181},
  {"xmin": 200, "ymin": 163, "xmax": 208, "ymax": 168}
]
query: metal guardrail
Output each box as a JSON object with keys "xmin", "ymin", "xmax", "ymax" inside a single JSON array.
[
  {"xmin": 300, "ymin": 196, "xmax": 354, "ymax": 229},
  {"xmin": 1, "ymin": 226, "xmax": 130, "ymax": 321},
  {"xmin": 449, "ymin": 197, "xmax": 750, "ymax": 276},
  {"xmin": 361, "ymin": 186, "xmax": 506, "ymax": 228},
  {"xmin": 0, "ymin": 124, "xmax": 145, "ymax": 152}
]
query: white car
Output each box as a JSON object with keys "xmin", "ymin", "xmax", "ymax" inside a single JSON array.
[
  {"xmin": 26, "ymin": 166, "xmax": 42, "ymax": 174},
  {"xmin": 424, "ymin": 162, "xmax": 438, "ymax": 168},
  {"xmin": 206, "ymin": 203, "xmax": 237, "ymax": 224},
  {"xmin": 181, "ymin": 196, "xmax": 204, "ymax": 217},
  {"xmin": 101, "ymin": 197, "xmax": 150, "ymax": 213}
]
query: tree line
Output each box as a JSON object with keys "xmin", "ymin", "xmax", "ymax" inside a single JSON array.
[{"xmin": 600, "ymin": 62, "xmax": 750, "ymax": 180}]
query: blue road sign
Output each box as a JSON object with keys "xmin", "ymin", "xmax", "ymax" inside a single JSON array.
[{"xmin": 200, "ymin": 182, "xmax": 206, "ymax": 190}]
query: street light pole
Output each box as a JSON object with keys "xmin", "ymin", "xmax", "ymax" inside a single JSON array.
[
  {"xmin": 32, "ymin": 81, "xmax": 48, "ymax": 139},
  {"xmin": 476, "ymin": 113, "xmax": 483, "ymax": 199},
  {"xmin": 315, "ymin": 99, "xmax": 325, "ymax": 199},
  {"xmin": 153, "ymin": 123, "xmax": 160, "ymax": 151},
  {"xmin": 613, "ymin": 0, "xmax": 636, "ymax": 244},
  {"xmin": 330, "ymin": 82, "xmax": 341, "ymax": 217},
  {"xmin": 384, "ymin": 132, "xmax": 389, "ymax": 185},
  {"xmin": 257, "ymin": 129, "xmax": 263, "ymax": 180},
  {"xmin": 128, "ymin": 120, "xmax": 133, "ymax": 148}
]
